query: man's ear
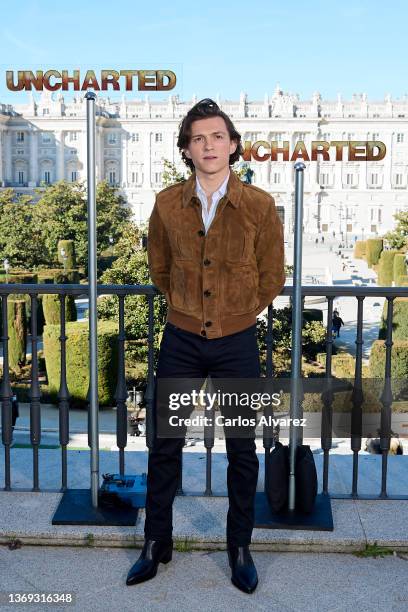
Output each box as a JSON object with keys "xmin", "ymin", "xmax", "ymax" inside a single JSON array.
[
  {"xmin": 184, "ymin": 149, "xmax": 191, "ymax": 159},
  {"xmin": 230, "ymin": 139, "xmax": 238, "ymax": 155}
]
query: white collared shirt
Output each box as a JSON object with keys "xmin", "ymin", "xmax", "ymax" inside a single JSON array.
[{"xmin": 195, "ymin": 171, "xmax": 230, "ymax": 234}]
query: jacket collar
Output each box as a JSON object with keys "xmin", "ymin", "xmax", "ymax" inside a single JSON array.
[{"xmin": 182, "ymin": 169, "xmax": 242, "ymax": 208}]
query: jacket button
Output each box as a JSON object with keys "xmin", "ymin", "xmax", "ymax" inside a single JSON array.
[
  {"xmin": 201, "ymin": 330, "xmax": 206, "ymax": 337},
  {"xmin": 204, "ymin": 290, "xmax": 211, "ymax": 297},
  {"xmin": 205, "ymin": 321, "xmax": 212, "ymax": 327},
  {"xmin": 203, "ymin": 259, "xmax": 211, "ymax": 266},
  {"xmin": 198, "ymin": 230, "xmax": 205, "ymax": 236}
]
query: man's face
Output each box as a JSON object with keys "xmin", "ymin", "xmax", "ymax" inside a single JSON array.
[{"xmin": 183, "ymin": 116, "xmax": 237, "ymax": 176}]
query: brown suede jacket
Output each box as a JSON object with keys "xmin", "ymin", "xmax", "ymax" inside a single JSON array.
[{"xmin": 147, "ymin": 169, "xmax": 285, "ymax": 339}]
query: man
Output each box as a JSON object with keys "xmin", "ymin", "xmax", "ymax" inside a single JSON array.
[{"xmin": 126, "ymin": 99, "xmax": 285, "ymax": 594}]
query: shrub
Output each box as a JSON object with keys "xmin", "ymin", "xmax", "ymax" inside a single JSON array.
[
  {"xmin": 365, "ymin": 238, "xmax": 383, "ymax": 267},
  {"xmin": 43, "ymin": 320, "xmax": 119, "ymax": 407}
]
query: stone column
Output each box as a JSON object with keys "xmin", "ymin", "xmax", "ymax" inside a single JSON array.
[
  {"xmin": 29, "ymin": 130, "xmax": 38, "ymax": 186},
  {"xmin": 142, "ymin": 131, "xmax": 151, "ymax": 189},
  {"xmin": 5, "ymin": 130, "xmax": 12, "ymax": 184},
  {"xmin": 56, "ymin": 130, "xmax": 65, "ymax": 181},
  {"xmin": 0, "ymin": 130, "xmax": 4, "ymax": 186}
]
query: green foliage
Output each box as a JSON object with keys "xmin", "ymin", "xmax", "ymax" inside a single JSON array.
[
  {"xmin": 384, "ymin": 211, "xmax": 408, "ymax": 250},
  {"xmin": 161, "ymin": 159, "xmax": 189, "ymax": 187},
  {"xmin": 354, "ymin": 240, "xmax": 366, "ymax": 259},
  {"xmin": 365, "ymin": 238, "xmax": 383, "ymax": 267},
  {"xmin": 379, "ymin": 298, "xmax": 408, "ymax": 340},
  {"xmin": 0, "ymin": 181, "xmax": 132, "ymax": 271},
  {"xmin": 95, "ymin": 221, "xmax": 168, "ymax": 355},
  {"xmin": 256, "ymin": 306, "xmax": 327, "ymax": 375},
  {"xmin": 7, "ymin": 300, "xmax": 27, "ymax": 371},
  {"xmin": 43, "ymin": 320, "xmax": 119, "ymax": 407},
  {"xmin": 369, "ymin": 339, "xmax": 408, "ymax": 398},
  {"xmin": 393, "ymin": 253, "xmax": 407, "ymax": 283},
  {"xmin": 42, "ymin": 294, "xmax": 77, "ymax": 325},
  {"xmin": 57, "ymin": 240, "xmax": 76, "ymax": 269},
  {"xmin": 377, "ymin": 250, "xmax": 398, "ymax": 286}
]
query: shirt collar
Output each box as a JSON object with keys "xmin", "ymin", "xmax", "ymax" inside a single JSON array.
[
  {"xmin": 182, "ymin": 169, "xmax": 242, "ymax": 208},
  {"xmin": 196, "ymin": 171, "xmax": 230, "ymax": 201}
]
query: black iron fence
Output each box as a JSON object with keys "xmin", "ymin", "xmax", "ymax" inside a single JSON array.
[{"xmin": 1, "ymin": 283, "xmax": 408, "ymax": 500}]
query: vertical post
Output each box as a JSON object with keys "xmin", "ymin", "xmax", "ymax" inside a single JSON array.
[
  {"xmin": 288, "ymin": 161, "xmax": 305, "ymax": 511},
  {"xmin": 85, "ymin": 91, "xmax": 99, "ymax": 508}
]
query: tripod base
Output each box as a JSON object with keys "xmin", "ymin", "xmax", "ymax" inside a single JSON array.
[
  {"xmin": 52, "ymin": 488, "xmax": 143, "ymax": 526},
  {"xmin": 254, "ymin": 491, "xmax": 333, "ymax": 531}
]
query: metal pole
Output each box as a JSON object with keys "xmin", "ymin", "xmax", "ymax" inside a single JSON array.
[
  {"xmin": 288, "ymin": 161, "xmax": 305, "ymax": 511},
  {"xmin": 85, "ymin": 91, "xmax": 100, "ymax": 508}
]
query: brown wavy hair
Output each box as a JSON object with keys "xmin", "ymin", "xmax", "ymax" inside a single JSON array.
[{"xmin": 177, "ymin": 98, "xmax": 243, "ymax": 172}]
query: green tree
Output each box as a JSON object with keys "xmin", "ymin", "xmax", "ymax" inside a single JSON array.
[
  {"xmin": 161, "ymin": 159, "xmax": 189, "ymax": 187},
  {"xmin": 384, "ymin": 211, "xmax": 408, "ymax": 250},
  {"xmin": 32, "ymin": 180, "xmax": 132, "ymax": 269},
  {"xmin": 0, "ymin": 190, "xmax": 45, "ymax": 268},
  {"xmin": 95, "ymin": 221, "xmax": 167, "ymax": 351}
]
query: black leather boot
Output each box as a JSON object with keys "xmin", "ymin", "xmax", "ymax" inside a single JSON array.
[
  {"xmin": 227, "ymin": 544, "xmax": 258, "ymax": 594},
  {"xmin": 126, "ymin": 539, "xmax": 173, "ymax": 586}
]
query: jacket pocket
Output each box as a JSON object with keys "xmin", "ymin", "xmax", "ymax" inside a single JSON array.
[
  {"xmin": 221, "ymin": 263, "xmax": 259, "ymax": 315},
  {"xmin": 224, "ymin": 225, "xmax": 255, "ymax": 264},
  {"xmin": 169, "ymin": 260, "xmax": 201, "ymax": 314}
]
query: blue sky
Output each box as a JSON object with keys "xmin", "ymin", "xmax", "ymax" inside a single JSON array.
[{"xmin": 0, "ymin": 0, "xmax": 407, "ymax": 104}]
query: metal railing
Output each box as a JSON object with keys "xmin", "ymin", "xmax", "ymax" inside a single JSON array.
[{"xmin": 1, "ymin": 283, "xmax": 408, "ymax": 500}]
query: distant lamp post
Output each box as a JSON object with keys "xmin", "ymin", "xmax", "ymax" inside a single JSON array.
[
  {"xmin": 4, "ymin": 258, "xmax": 10, "ymax": 283},
  {"xmin": 60, "ymin": 247, "xmax": 68, "ymax": 273}
]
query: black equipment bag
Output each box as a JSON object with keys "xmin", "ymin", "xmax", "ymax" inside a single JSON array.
[{"xmin": 265, "ymin": 442, "xmax": 317, "ymax": 514}]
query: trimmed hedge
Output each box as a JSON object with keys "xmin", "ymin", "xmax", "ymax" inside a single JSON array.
[
  {"xmin": 43, "ymin": 320, "xmax": 119, "ymax": 407},
  {"xmin": 393, "ymin": 254, "xmax": 407, "ymax": 284},
  {"xmin": 354, "ymin": 240, "xmax": 366, "ymax": 259},
  {"xmin": 396, "ymin": 275, "xmax": 408, "ymax": 286},
  {"xmin": 377, "ymin": 250, "xmax": 399, "ymax": 286},
  {"xmin": 42, "ymin": 293, "xmax": 77, "ymax": 325},
  {"xmin": 57, "ymin": 240, "xmax": 76, "ymax": 270},
  {"xmin": 7, "ymin": 299, "xmax": 27, "ymax": 370},
  {"xmin": 369, "ymin": 339, "xmax": 408, "ymax": 398},
  {"xmin": 379, "ymin": 297, "xmax": 408, "ymax": 340},
  {"xmin": 365, "ymin": 238, "xmax": 383, "ymax": 267}
]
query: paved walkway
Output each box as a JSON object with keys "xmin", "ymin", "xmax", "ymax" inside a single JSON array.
[{"xmin": 0, "ymin": 545, "xmax": 407, "ymax": 612}]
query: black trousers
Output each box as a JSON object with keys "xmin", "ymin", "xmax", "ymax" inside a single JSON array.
[{"xmin": 144, "ymin": 321, "xmax": 261, "ymax": 547}]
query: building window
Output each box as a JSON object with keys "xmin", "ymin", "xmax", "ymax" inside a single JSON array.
[
  {"xmin": 395, "ymin": 173, "xmax": 404, "ymax": 186},
  {"xmin": 18, "ymin": 171, "xmax": 24, "ymax": 184},
  {"xmin": 131, "ymin": 133, "xmax": 139, "ymax": 142},
  {"xmin": 378, "ymin": 209, "xmax": 382, "ymax": 222},
  {"xmin": 320, "ymin": 173, "xmax": 330, "ymax": 186},
  {"xmin": 71, "ymin": 171, "xmax": 77, "ymax": 182},
  {"xmin": 347, "ymin": 133, "xmax": 354, "ymax": 140},
  {"xmin": 371, "ymin": 133, "xmax": 379, "ymax": 140},
  {"xmin": 131, "ymin": 171, "xmax": 139, "ymax": 183},
  {"xmin": 17, "ymin": 149, "xmax": 24, "ymax": 155},
  {"xmin": 42, "ymin": 133, "xmax": 51, "ymax": 143},
  {"xmin": 155, "ymin": 133, "xmax": 162, "ymax": 143},
  {"xmin": 44, "ymin": 171, "xmax": 50, "ymax": 184},
  {"xmin": 108, "ymin": 133, "xmax": 117, "ymax": 145},
  {"xmin": 397, "ymin": 133, "xmax": 404, "ymax": 143},
  {"xmin": 370, "ymin": 173, "xmax": 378, "ymax": 185},
  {"xmin": 109, "ymin": 171, "xmax": 116, "ymax": 185},
  {"xmin": 69, "ymin": 132, "xmax": 77, "ymax": 142},
  {"xmin": 322, "ymin": 223, "xmax": 328, "ymax": 232},
  {"xmin": 371, "ymin": 224, "xmax": 377, "ymax": 232},
  {"xmin": 346, "ymin": 173, "xmax": 355, "ymax": 186},
  {"xmin": 17, "ymin": 132, "xmax": 24, "ymax": 143},
  {"xmin": 154, "ymin": 172, "xmax": 162, "ymax": 184},
  {"xmin": 273, "ymin": 173, "xmax": 281, "ymax": 184},
  {"xmin": 42, "ymin": 108, "xmax": 49, "ymax": 115}
]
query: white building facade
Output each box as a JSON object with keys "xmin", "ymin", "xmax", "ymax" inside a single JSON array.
[{"xmin": 0, "ymin": 86, "xmax": 407, "ymax": 240}]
